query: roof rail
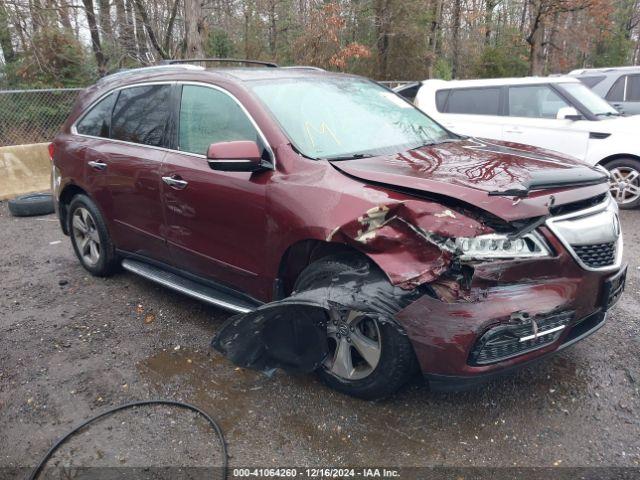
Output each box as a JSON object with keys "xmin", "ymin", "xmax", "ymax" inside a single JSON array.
[
  {"xmin": 280, "ymin": 66, "xmax": 325, "ymax": 71},
  {"xmin": 160, "ymin": 58, "xmax": 279, "ymax": 68},
  {"xmin": 97, "ymin": 64, "xmax": 204, "ymax": 83}
]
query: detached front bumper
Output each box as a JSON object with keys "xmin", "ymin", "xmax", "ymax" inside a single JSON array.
[{"xmin": 395, "ymin": 260, "xmax": 627, "ymax": 392}]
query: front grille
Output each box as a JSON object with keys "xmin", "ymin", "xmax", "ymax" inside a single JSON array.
[
  {"xmin": 469, "ymin": 311, "xmax": 574, "ymax": 365},
  {"xmin": 550, "ymin": 193, "xmax": 608, "ymax": 217},
  {"xmin": 573, "ymin": 242, "xmax": 616, "ymax": 268}
]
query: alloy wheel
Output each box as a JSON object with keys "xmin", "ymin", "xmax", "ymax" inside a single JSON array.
[
  {"xmin": 72, "ymin": 207, "xmax": 101, "ymax": 267},
  {"xmin": 609, "ymin": 166, "xmax": 640, "ymax": 205},
  {"xmin": 324, "ymin": 309, "xmax": 382, "ymax": 381}
]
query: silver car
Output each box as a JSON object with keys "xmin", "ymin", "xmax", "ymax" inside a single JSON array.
[{"xmin": 570, "ymin": 66, "xmax": 640, "ymax": 115}]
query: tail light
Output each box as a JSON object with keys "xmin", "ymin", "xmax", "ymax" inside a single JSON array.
[{"xmin": 48, "ymin": 143, "xmax": 55, "ymax": 161}]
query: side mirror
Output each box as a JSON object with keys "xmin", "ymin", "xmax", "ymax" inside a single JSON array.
[
  {"xmin": 556, "ymin": 106, "xmax": 582, "ymax": 121},
  {"xmin": 207, "ymin": 140, "xmax": 269, "ymax": 172}
]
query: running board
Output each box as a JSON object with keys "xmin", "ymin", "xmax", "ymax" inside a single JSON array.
[{"xmin": 121, "ymin": 259, "xmax": 259, "ymax": 313}]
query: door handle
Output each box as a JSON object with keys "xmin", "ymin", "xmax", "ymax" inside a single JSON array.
[
  {"xmin": 88, "ymin": 161, "xmax": 107, "ymax": 170},
  {"xmin": 162, "ymin": 175, "xmax": 188, "ymax": 190}
]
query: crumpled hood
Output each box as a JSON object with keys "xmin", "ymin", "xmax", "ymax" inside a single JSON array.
[{"xmin": 331, "ymin": 137, "xmax": 609, "ymax": 222}]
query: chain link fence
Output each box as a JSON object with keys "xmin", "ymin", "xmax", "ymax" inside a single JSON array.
[{"xmin": 0, "ymin": 88, "xmax": 83, "ymax": 147}]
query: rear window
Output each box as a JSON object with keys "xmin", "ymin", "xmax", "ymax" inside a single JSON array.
[
  {"xmin": 111, "ymin": 85, "xmax": 173, "ymax": 147},
  {"xmin": 76, "ymin": 92, "xmax": 116, "ymax": 138},
  {"xmin": 577, "ymin": 75, "xmax": 606, "ymax": 88},
  {"xmin": 627, "ymin": 75, "xmax": 640, "ymax": 101},
  {"xmin": 443, "ymin": 87, "xmax": 500, "ymax": 115},
  {"xmin": 435, "ymin": 90, "xmax": 449, "ymax": 112},
  {"xmin": 395, "ymin": 83, "xmax": 420, "ymax": 102},
  {"xmin": 606, "ymin": 76, "xmax": 625, "ymax": 101}
]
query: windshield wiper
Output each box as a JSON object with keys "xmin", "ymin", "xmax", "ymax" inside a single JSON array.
[{"xmin": 325, "ymin": 153, "xmax": 373, "ymax": 161}]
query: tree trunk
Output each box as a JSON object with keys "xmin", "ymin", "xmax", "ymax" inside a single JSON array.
[
  {"xmin": 133, "ymin": 0, "xmax": 147, "ymax": 60},
  {"xmin": 526, "ymin": 0, "xmax": 546, "ymax": 76},
  {"xmin": 268, "ymin": 0, "xmax": 277, "ymax": 56},
  {"xmin": 133, "ymin": 0, "xmax": 168, "ymax": 59},
  {"xmin": 484, "ymin": 0, "xmax": 496, "ymax": 45},
  {"xmin": 528, "ymin": 18, "xmax": 545, "ymax": 75},
  {"xmin": 56, "ymin": 0, "xmax": 73, "ymax": 31},
  {"xmin": 118, "ymin": 0, "xmax": 136, "ymax": 60},
  {"xmin": 163, "ymin": 0, "xmax": 179, "ymax": 52},
  {"xmin": 0, "ymin": 0, "xmax": 16, "ymax": 63},
  {"xmin": 452, "ymin": 0, "xmax": 462, "ymax": 78},
  {"xmin": 519, "ymin": 0, "xmax": 529, "ymax": 33},
  {"xmin": 374, "ymin": 0, "xmax": 390, "ymax": 79},
  {"xmin": 98, "ymin": 0, "xmax": 112, "ymax": 38},
  {"xmin": 184, "ymin": 0, "xmax": 204, "ymax": 57},
  {"xmin": 425, "ymin": 0, "xmax": 443, "ymax": 78},
  {"xmin": 81, "ymin": 0, "xmax": 108, "ymax": 75}
]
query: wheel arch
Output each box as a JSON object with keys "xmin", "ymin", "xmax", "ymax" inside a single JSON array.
[
  {"xmin": 598, "ymin": 153, "xmax": 640, "ymax": 166},
  {"xmin": 275, "ymin": 239, "xmax": 385, "ymax": 299},
  {"xmin": 58, "ymin": 183, "xmax": 89, "ymax": 235}
]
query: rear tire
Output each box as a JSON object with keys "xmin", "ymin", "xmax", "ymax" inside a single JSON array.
[
  {"xmin": 68, "ymin": 194, "xmax": 118, "ymax": 276},
  {"xmin": 293, "ymin": 255, "xmax": 418, "ymax": 400},
  {"xmin": 605, "ymin": 158, "xmax": 640, "ymax": 209}
]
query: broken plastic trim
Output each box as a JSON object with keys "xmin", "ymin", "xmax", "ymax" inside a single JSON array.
[
  {"xmin": 488, "ymin": 167, "xmax": 607, "ymax": 198},
  {"xmin": 212, "ymin": 258, "xmax": 425, "ymax": 375}
]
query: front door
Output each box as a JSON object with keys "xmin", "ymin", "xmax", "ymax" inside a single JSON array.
[
  {"xmin": 502, "ymin": 84, "xmax": 589, "ymax": 160},
  {"xmin": 161, "ymin": 83, "xmax": 273, "ymax": 299}
]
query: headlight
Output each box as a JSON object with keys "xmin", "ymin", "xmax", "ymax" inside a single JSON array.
[{"xmin": 453, "ymin": 233, "xmax": 551, "ymax": 260}]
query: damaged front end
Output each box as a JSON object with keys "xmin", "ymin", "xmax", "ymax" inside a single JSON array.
[
  {"xmin": 212, "ymin": 194, "xmax": 623, "ymax": 393},
  {"xmin": 211, "ymin": 198, "xmax": 512, "ymax": 376}
]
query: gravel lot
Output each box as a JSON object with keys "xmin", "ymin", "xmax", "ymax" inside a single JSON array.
[{"xmin": 0, "ymin": 200, "xmax": 639, "ymax": 478}]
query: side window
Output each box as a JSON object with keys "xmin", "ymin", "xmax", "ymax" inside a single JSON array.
[
  {"xmin": 606, "ymin": 76, "xmax": 625, "ymax": 101},
  {"xmin": 179, "ymin": 85, "xmax": 258, "ymax": 155},
  {"xmin": 445, "ymin": 88, "xmax": 500, "ymax": 115},
  {"xmin": 76, "ymin": 92, "xmax": 116, "ymax": 138},
  {"xmin": 626, "ymin": 75, "xmax": 640, "ymax": 101},
  {"xmin": 508, "ymin": 85, "xmax": 569, "ymax": 118},
  {"xmin": 395, "ymin": 84, "xmax": 420, "ymax": 103},
  {"xmin": 111, "ymin": 84, "xmax": 172, "ymax": 147},
  {"xmin": 435, "ymin": 89, "xmax": 449, "ymax": 113},
  {"xmin": 577, "ymin": 76, "xmax": 606, "ymax": 88}
]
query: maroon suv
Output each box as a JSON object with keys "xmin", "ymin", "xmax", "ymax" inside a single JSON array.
[{"xmin": 51, "ymin": 62, "xmax": 626, "ymax": 399}]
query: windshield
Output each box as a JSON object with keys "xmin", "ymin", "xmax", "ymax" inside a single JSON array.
[
  {"xmin": 559, "ymin": 82, "xmax": 619, "ymax": 116},
  {"xmin": 249, "ymin": 78, "xmax": 453, "ymax": 160}
]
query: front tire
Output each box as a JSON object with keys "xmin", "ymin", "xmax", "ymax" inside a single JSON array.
[
  {"xmin": 606, "ymin": 158, "xmax": 640, "ymax": 209},
  {"xmin": 68, "ymin": 194, "xmax": 118, "ymax": 276},
  {"xmin": 293, "ymin": 255, "xmax": 418, "ymax": 400}
]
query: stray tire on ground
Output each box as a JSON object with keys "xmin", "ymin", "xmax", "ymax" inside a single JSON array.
[{"xmin": 8, "ymin": 192, "xmax": 55, "ymax": 217}]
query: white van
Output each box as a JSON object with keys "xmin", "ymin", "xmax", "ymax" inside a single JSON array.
[{"xmin": 396, "ymin": 77, "xmax": 640, "ymax": 208}]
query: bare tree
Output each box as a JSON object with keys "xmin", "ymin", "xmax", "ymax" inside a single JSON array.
[
  {"xmin": 81, "ymin": 0, "xmax": 108, "ymax": 74},
  {"xmin": 0, "ymin": 0, "xmax": 16, "ymax": 63},
  {"xmin": 184, "ymin": 0, "xmax": 204, "ymax": 57}
]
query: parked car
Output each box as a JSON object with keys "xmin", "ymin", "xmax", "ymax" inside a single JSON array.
[
  {"xmin": 569, "ymin": 66, "xmax": 640, "ymax": 115},
  {"xmin": 400, "ymin": 76, "xmax": 640, "ymax": 208},
  {"xmin": 52, "ymin": 62, "xmax": 625, "ymax": 399}
]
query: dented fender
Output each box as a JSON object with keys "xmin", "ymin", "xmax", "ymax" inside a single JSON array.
[{"xmin": 326, "ymin": 200, "xmax": 492, "ymax": 289}]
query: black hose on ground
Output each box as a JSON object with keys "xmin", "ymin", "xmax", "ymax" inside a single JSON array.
[{"xmin": 28, "ymin": 399, "xmax": 228, "ymax": 480}]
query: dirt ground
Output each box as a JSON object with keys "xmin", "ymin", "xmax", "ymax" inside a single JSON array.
[{"xmin": 1, "ymin": 200, "xmax": 639, "ymax": 478}]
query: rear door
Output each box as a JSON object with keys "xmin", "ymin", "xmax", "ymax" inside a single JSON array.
[
  {"xmin": 436, "ymin": 86, "xmax": 504, "ymax": 139},
  {"xmin": 608, "ymin": 74, "xmax": 640, "ymax": 115},
  {"xmin": 502, "ymin": 84, "xmax": 589, "ymax": 160},
  {"xmin": 83, "ymin": 83, "xmax": 174, "ymax": 262},
  {"xmin": 160, "ymin": 83, "xmax": 273, "ymax": 298}
]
